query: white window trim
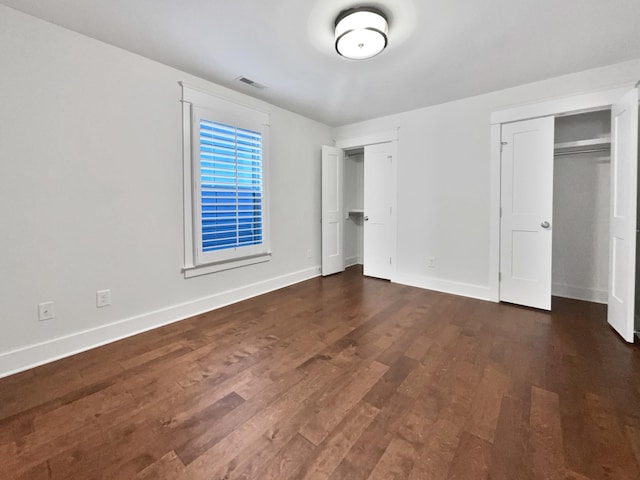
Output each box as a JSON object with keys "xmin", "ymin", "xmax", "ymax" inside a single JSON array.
[{"xmin": 180, "ymin": 83, "xmax": 271, "ymax": 277}]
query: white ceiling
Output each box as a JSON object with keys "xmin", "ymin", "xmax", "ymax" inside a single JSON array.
[{"xmin": 2, "ymin": 0, "xmax": 640, "ymax": 126}]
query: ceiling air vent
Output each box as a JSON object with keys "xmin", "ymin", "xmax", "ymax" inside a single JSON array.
[{"xmin": 236, "ymin": 76, "xmax": 266, "ymax": 90}]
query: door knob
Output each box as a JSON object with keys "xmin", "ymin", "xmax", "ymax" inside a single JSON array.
[
  {"xmin": 364, "ymin": 216, "xmax": 369, "ymax": 221},
  {"xmin": 541, "ymin": 221, "xmax": 550, "ymax": 229}
]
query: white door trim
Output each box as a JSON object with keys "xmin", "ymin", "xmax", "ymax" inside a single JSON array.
[
  {"xmin": 488, "ymin": 83, "xmax": 636, "ymax": 302},
  {"xmin": 490, "ymin": 87, "xmax": 631, "ymax": 125},
  {"xmin": 335, "ymin": 128, "xmax": 399, "ymax": 150}
]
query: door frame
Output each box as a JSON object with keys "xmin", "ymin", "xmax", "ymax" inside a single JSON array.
[
  {"xmin": 335, "ymin": 128, "xmax": 399, "ymax": 278},
  {"xmin": 488, "ymin": 85, "xmax": 634, "ymax": 303}
]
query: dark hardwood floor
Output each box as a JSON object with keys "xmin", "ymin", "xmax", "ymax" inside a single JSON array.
[{"xmin": 1, "ymin": 266, "xmax": 640, "ymax": 479}]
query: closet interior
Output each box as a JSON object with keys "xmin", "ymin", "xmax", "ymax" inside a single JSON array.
[
  {"xmin": 552, "ymin": 110, "xmax": 611, "ymax": 303},
  {"xmin": 344, "ymin": 148, "xmax": 364, "ymax": 267}
]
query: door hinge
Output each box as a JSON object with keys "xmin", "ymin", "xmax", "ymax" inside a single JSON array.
[
  {"xmin": 500, "ymin": 141, "xmax": 508, "ymax": 152},
  {"xmin": 499, "ymin": 207, "xmax": 502, "ymax": 218},
  {"xmin": 389, "ymin": 257, "xmax": 392, "ymax": 265},
  {"xmin": 499, "ymin": 272, "xmax": 502, "ymax": 282}
]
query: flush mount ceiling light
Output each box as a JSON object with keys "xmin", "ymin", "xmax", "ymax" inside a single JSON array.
[{"xmin": 335, "ymin": 7, "xmax": 388, "ymax": 60}]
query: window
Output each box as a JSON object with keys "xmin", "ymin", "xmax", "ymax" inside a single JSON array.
[
  {"xmin": 198, "ymin": 119, "xmax": 263, "ymax": 252},
  {"xmin": 182, "ymin": 84, "xmax": 270, "ymax": 276}
]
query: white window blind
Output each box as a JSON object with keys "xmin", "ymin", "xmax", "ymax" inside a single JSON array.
[{"xmin": 199, "ymin": 119, "xmax": 263, "ymax": 252}]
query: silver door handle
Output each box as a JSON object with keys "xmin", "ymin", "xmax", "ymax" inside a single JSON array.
[
  {"xmin": 541, "ymin": 221, "xmax": 550, "ymax": 229},
  {"xmin": 364, "ymin": 216, "xmax": 369, "ymax": 221}
]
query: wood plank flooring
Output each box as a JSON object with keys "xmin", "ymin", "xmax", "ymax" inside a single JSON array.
[{"xmin": 1, "ymin": 266, "xmax": 640, "ymax": 479}]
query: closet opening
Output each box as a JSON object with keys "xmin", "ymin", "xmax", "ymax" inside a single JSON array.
[
  {"xmin": 344, "ymin": 148, "xmax": 365, "ymax": 269},
  {"xmin": 552, "ymin": 109, "xmax": 612, "ymax": 304},
  {"xmin": 341, "ymin": 142, "xmax": 395, "ymax": 280},
  {"xmin": 321, "ymin": 135, "xmax": 398, "ymax": 281},
  {"xmin": 493, "ymin": 85, "xmax": 638, "ymax": 342}
]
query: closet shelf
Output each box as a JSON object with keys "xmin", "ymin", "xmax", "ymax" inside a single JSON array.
[
  {"xmin": 554, "ymin": 137, "xmax": 610, "ymax": 155},
  {"xmin": 348, "ymin": 209, "xmax": 364, "ymax": 215}
]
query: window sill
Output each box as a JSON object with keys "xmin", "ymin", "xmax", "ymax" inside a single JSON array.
[{"xmin": 183, "ymin": 252, "xmax": 272, "ymax": 278}]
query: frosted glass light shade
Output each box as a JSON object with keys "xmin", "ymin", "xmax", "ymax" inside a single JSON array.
[{"xmin": 335, "ymin": 8, "xmax": 388, "ymax": 60}]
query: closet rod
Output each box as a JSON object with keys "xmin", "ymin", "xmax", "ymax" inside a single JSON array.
[{"xmin": 554, "ymin": 147, "xmax": 610, "ymax": 157}]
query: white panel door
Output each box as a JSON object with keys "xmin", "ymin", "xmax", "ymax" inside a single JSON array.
[
  {"xmin": 607, "ymin": 88, "xmax": 638, "ymax": 342},
  {"xmin": 364, "ymin": 142, "xmax": 394, "ymax": 280},
  {"xmin": 500, "ymin": 116, "xmax": 555, "ymax": 310},
  {"xmin": 321, "ymin": 146, "xmax": 345, "ymax": 276}
]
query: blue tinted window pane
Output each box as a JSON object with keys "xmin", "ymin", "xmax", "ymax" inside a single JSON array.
[{"xmin": 200, "ymin": 119, "xmax": 263, "ymax": 252}]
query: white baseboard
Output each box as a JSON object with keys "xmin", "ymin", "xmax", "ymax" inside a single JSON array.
[
  {"xmin": 392, "ymin": 273, "xmax": 492, "ymax": 301},
  {"xmin": 344, "ymin": 256, "xmax": 364, "ymax": 268},
  {"xmin": 344, "ymin": 256, "xmax": 358, "ymax": 268},
  {"xmin": 0, "ymin": 266, "xmax": 321, "ymax": 379},
  {"xmin": 552, "ymin": 283, "xmax": 608, "ymax": 304}
]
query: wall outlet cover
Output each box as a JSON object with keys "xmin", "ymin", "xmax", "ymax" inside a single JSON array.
[
  {"xmin": 96, "ymin": 289, "xmax": 111, "ymax": 308},
  {"xmin": 38, "ymin": 301, "xmax": 55, "ymax": 321}
]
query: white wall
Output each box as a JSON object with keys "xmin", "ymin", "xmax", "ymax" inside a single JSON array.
[
  {"xmin": 333, "ymin": 59, "xmax": 640, "ymax": 299},
  {"xmin": 0, "ymin": 6, "xmax": 332, "ymax": 377}
]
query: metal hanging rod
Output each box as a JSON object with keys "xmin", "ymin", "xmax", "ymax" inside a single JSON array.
[{"xmin": 554, "ymin": 147, "xmax": 610, "ymax": 157}]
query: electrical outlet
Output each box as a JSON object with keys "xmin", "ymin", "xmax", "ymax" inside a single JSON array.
[
  {"xmin": 96, "ymin": 289, "xmax": 111, "ymax": 308},
  {"xmin": 428, "ymin": 256, "xmax": 436, "ymax": 268},
  {"xmin": 38, "ymin": 301, "xmax": 55, "ymax": 321},
  {"xmin": 306, "ymin": 248, "xmax": 312, "ymax": 259}
]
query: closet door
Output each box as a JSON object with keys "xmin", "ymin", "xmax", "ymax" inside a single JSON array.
[
  {"xmin": 321, "ymin": 146, "xmax": 345, "ymax": 276},
  {"xmin": 500, "ymin": 116, "xmax": 555, "ymax": 310},
  {"xmin": 363, "ymin": 142, "xmax": 394, "ymax": 280},
  {"xmin": 607, "ymin": 87, "xmax": 638, "ymax": 342}
]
